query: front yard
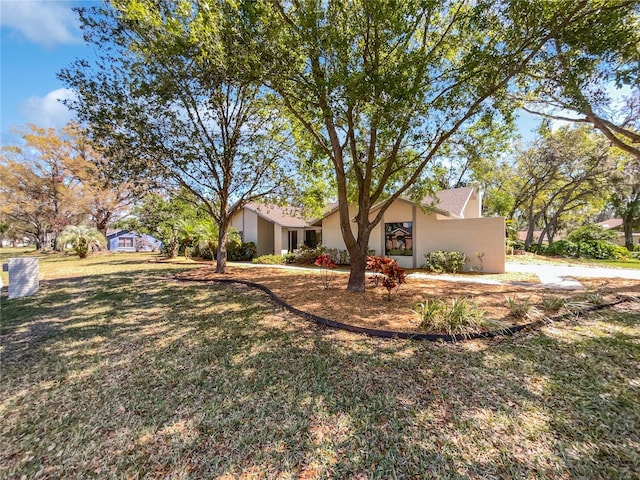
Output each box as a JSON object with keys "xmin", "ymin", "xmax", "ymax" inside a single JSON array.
[{"xmin": 1, "ymin": 251, "xmax": 639, "ymax": 478}]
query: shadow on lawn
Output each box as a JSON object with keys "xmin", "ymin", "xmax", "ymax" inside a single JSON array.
[{"xmin": 1, "ymin": 270, "xmax": 638, "ymax": 479}]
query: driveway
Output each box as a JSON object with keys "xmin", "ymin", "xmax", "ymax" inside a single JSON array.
[{"xmin": 506, "ymin": 262, "xmax": 640, "ymax": 290}]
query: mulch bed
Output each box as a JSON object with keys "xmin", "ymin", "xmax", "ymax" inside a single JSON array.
[{"xmin": 176, "ymin": 265, "xmax": 640, "ymax": 335}]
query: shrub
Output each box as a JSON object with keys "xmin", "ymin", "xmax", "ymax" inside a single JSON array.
[
  {"xmin": 541, "ymin": 296, "xmax": 565, "ymax": 313},
  {"xmin": 576, "ymin": 240, "xmax": 629, "ymax": 260},
  {"xmin": 227, "ymin": 241, "xmax": 257, "ymax": 261},
  {"xmin": 252, "ymin": 254, "xmax": 286, "ymax": 265},
  {"xmin": 366, "ymin": 255, "xmax": 407, "ymax": 300},
  {"xmin": 566, "ymin": 224, "xmax": 618, "ymax": 243},
  {"xmin": 506, "ymin": 238, "xmax": 525, "ymax": 251},
  {"xmin": 547, "ymin": 240, "xmax": 577, "ymax": 257},
  {"xmin": 413, "ymin": 297, "xmax": 502, "ymax": 339},
  {"xmin": 326, "ymin": 248, "xmax": 350, "ymax": 265},
  {"xmin": 314, "ymin": 254, "xmax": 336, "ymax": 289},
  {"xmin": 293, "ymin": 245, "xmax": 326, "ymax": 264},
  {"xmin": 423, "ymin": 250, "xmax": 467, "ymax": 273},
  {"xmin": 58, "ymin": 225, "xmax": 105, "ymax": 259},
  {"xmin": 505, "ymin": 295, "xmax": 538, "ymax": 319}
]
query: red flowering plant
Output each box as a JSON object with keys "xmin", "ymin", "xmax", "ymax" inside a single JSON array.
[
  {"xmin": 315, "ymin": 253, "xmax": 337, "ymax": 289},
  {"xmin": 366, "ymin": 255, "xmax": 407, "ymax": 300}
]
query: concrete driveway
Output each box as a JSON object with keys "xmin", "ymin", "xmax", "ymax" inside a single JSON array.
[{"xmin": 505, "ymin": 262, "xmax": 640, "ymax": 289}]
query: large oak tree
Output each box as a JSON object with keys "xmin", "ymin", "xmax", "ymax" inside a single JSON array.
[{"xmin": 252, "ymin": 0, "xmax": 624, "ymax": 291}]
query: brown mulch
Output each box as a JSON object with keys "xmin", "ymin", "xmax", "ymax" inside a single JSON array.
[{"xmin": 176, "ymin": 265, "xmax": 640, "ymax": 335}]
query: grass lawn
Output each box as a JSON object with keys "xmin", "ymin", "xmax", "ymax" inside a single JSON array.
[
  {"xmin": 507, "ymin": 252, "xmax": 640, "ymax": 270},
  {"xmin": 1, "ymin": 252, "xmax": 639, "ymax": 478}
]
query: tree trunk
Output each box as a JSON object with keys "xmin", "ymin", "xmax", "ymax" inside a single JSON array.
[
  {"xmin": 216, "ymin": 225, "xmax": 228, "ymax": 274},
  {"xmin": 168, "ymin": 226, "xmax": 179, "ymax": 258},
  {"xmin": 346, "ymin": 246, "xmax": 369, "ymax": 292},
  {"xmin": 345, "ymin": 225, "xmax": 373, "ymax": 293},
  {"xmin": 623, "ymin": 215, "xmax": 634, "ymax": 250}
]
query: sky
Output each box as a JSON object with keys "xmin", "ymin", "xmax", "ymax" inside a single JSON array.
[
  {"xmin": 0, "ymin": 0, "xmax": 100, "ymax": 146},
  {"xmin": 0, "ymin": 0, "xmax": 545, "ymax": 149}
]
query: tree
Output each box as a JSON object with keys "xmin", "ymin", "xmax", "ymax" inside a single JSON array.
[
  {"xmin": 0, "ymin": 125, "xmax": 83, "ymax": 250},
  {"xmin": 610, "ymin": 152, "xmax": 640, "ymax": 249},
  {"xmin": 117, "ymin": 190, "xmax": 199, "ymax": 258},
  {"xmin": 503, "ymin": 125, "xmax": 617, "ymax": 248},
  {"xmin": 64, "ymin": 124, "xmax": 134, "ymax": 238},
  {"xmin": 60, "ymin": 0, "xmax": 294, "ymax": 273},
  {"xmin": 516, "ymin": 0, "xmax": 640, "ymax": 247},
  {"xmin": 251, "ymin": 0, "xmax": 620, "ymax": 291},
  {"xmin": 58, "ymin": 225, "xmax": 106, "ymax": 258}
]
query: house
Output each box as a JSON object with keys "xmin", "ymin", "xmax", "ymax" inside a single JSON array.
[
  {"xmin": 596, "ymin": 218, "xmax": 640, "ymax": 246},
  {"xmin": 230, "ymin": 203, "xmax": 322, "ymax": 257},
  {"xmin": 106, "ymin": 230, "xmax": 162, "ymax": 252},
  {"xmin": 315, "ymin": 186, "xmax": 505, "ymax": 273}
]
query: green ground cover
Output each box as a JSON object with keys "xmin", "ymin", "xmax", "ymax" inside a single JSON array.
[{"xmin": 1, "ymin": 252, "xmax": 639, "ymax": 478}]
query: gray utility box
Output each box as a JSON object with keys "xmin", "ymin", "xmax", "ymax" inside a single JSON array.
[{"xmin": 3, "ymin": 257, "xmax": 40, "ymax": 299}]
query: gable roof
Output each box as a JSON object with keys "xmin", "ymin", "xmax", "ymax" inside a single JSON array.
[
  {"xmin": 243, "ymin": 203, "xmax": 311, "ymax": 228},
  {"xmin": 312, "ymin": 186, "xmax": 477, "ymax": 224},
  {"xmin": 421, "ymin": 186, "xmax": 476, "ymax": 219}
]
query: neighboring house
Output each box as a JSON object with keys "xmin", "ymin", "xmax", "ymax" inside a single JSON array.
[
  {"xmin": 315, "ymin": 186, "xmax": 505, "ymax": 273},
  {"xmin": 596, "ymin": 218, "xmax": 640, "ymax": 246},
  {"xmin": 230, "ymin": 203, "xmax": 322, "ymax": 257},
  {"xmin": 106, "ymin": 230, "xmax": 162, "ymax": 252}
]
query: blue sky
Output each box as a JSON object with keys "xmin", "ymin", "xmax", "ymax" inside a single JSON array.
[
  {"xmin": 1, "ymin": 0, "xmax": 99, "ymax": 145},
  {"xmin": 1, "ymin": 0, "xmax": 544, "ymax": 148}
]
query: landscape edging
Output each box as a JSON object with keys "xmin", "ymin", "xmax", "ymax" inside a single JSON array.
[{"xmin": 176, "ymin": 276, "xmax": 630, "ymax": 342}]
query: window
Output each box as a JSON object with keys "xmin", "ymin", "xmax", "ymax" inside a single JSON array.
[
  {"xmin": 385, "ymin": 222, "xmax": 413, "ymax": 256},
  {"xmin": 118, "ymin": 237, "xmax": 134, "ymax": 248}
]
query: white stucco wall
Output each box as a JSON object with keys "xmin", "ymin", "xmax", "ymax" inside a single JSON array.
[
  {"xmin": 462, "ymin": 190, "xmax": 482, "ymax": 218},
  {"xmin": 414, "ymin": 216, "xmax": 505, "ymax": 273},
  {"xmin": 231, "ymin": 208, "xmax": 259, "ymax": 245}
]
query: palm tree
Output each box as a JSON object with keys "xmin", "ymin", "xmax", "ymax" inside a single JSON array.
[{"xmin": 58, "ymin": 225, "xmax": 106, "ymax": 258}]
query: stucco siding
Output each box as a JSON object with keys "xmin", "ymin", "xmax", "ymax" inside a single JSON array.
[
  {"xmin": 462, "ymin": 191, "xmax": 482, "ymax": 218},
  {"xmin": 322, "ymin": 203, "xmax": 505, "ymax": 273},
  {"xmin": 232, "ymin": 209, "xmax": 258, "ymax": 245},
  {"xmin": 415, "ymin": 216, "xmax": 505, "ymax": 273},
  {"xmin": 257, "ymin": 216, "xmax": 274, "ymax": 256}
]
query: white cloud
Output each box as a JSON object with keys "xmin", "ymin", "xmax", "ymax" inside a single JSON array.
[
  {"xmin": 0, "ymin": 1, "xmax": 82, "ymax": 48},
  {"xmin": 19, "ymin": 88, "xmax": 77, "ymax": 128}
]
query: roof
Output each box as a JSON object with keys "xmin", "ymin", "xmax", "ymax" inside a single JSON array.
[
  {"xmin": 244, "ymin": 203, "xmax": 311, "ymax": 228},
  {"xmin": 596, "ymin": 218, "xmax": 624, "ymax": 230},
  {"xmin": 421, "ymin": 186, "xmax": 476, "ymax": 218},
  {"xmin": 309, "ymin": 186, "xmax": 477, "ymax": 225}
]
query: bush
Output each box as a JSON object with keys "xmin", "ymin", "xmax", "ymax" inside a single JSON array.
[
  {"xmin": 194, "ymin": 243, "xmax": 214, "ymax": 260},
  {"xmin": 366, "ymin": 255, "xmax": 407, "ymax": 300},
  {"xmin": 293, "ymin": 245, "xmax": 326, "ymax": 264},
  {"xmin": 423, "ymin": 250, "xmax": 467, "ymax": 273},
  {"xmin": 566, "ymin": 224, "xmax": 618, "ymax": 243},
  {"xmin": 505, "ymin": 295, "xmax": 538, "ymax": 319},
  {"xmin": 227, "ymin": 241, "xmax": 256, "ymax": 261},
  {"xmin": 252, "ymin": 254, "xmax": 286, "ymax": 265},
  {"xmin": 547, "ymin": 239, "xmax": 577, "ymax": 257},
  {"xmin": 413, "ymin": 297, "xmax": 503, "ymax": 339},
  {"xmin": 326, "ymin": 248, "xmax": 350, "ymax": 265},
  {"xmin": 574, "ymin": 240, "xmax": 629, "ymax": 260}
]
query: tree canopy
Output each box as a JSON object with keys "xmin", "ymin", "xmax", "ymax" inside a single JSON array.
[
  {"xmin": 0, "ymin": 124, "xmax": 128, "ymax": 250},
  {"xmin": 60, "ymin": 0, "xmax": 295, "ymax": 272},
  {"xmin": 248, "ymin": 0, "xmax": 629, "ymax": 290}
]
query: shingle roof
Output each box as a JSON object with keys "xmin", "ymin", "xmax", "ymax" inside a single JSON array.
[
  {"xmin": 244, "ymin": 203, "xmax": 311, "ymax": 228},
  {"xmin": 421, "ymin": 186, "xmax": 475, "ymax": 218},
  {"xmin": 596, "ymin": 218, "xmax": 623, "ymax": 230}
]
